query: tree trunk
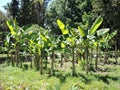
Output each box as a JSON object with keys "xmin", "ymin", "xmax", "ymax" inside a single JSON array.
[
  {"xmin": 7, "ymin": 48, "xmax": 10, "ymax": 65},
  {"xmin": 72, "ymin": 47, "xmax": 76, "ymax": 76},
  {"xmin": 15, "ymin": 43, "xmax": 20, "ymax": 67},
  {"xmin": 95, "ymin": 43, "xmax": 99, "ymax": 70},
  {"xmin": 60, "ymin": 53, "xmax": 63, "ymax": 67},
  {"xmin": 85, "ymin": 48, "xmax": 89, "ymax": 74},
  {"xmin": 45, "ymin": 57, "xmax": 48, "ymax": 68},
  {"xmin": 40, "ymin": 51, "xmax": 43, "ymax": 75},
  {"xmin": 114, "ymin": 43, "xmax": 118, "ymax": 64},
  {"xmin": 30, "ymin": 58, "xmax": 33, "ymax": 68},
  {"xmin": 104, "ymin": 52, "xmax": 108, "ymax": 64},
  {"xmin": 11, "ymin": 53, "xmax": 14, "ymax": 66},
  {"xmin": 90, "ymin": 48, "xmax": 93, "ymax": 65},
  {"xmin": 50, "ymin": 50, "xmax": 55, "ymax": 76},
  {"xmin": 34, "ymin": 54, "xmax": 39, "ymax": 70},
  {"xmin": 20, "ymin": 59, "xmax": 22, "ymax": 68},
  {"xmin": 45, "ymin": 53, "xmax": 48, "ymax": 68},
  {"xmin": 76, "ymin": 51, "xmax": 79, "ymax": 64}
]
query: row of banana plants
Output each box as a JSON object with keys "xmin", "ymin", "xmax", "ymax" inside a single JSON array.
[{"xmin": 5, "ymin": 16, "xmax": 116, "ymax": 76}]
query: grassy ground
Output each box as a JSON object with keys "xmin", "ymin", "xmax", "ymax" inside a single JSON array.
[{"xmin": 0, "ymin": 58, "xmax": 120, "ymax": 90}]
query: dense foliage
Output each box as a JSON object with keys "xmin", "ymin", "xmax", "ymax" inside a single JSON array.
[{"xmin": 0, "ymin": 0, "xmax": 120, "ymax": 89}]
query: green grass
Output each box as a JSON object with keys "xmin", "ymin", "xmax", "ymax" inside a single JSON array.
[{"xmin": 0, "ymin": 59, "xmax": 120, "ymax": 90}]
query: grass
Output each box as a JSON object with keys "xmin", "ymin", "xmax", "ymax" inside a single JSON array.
[{"xmin": 0, "ymin": 58, "xmax": 120, "ymax": 90}]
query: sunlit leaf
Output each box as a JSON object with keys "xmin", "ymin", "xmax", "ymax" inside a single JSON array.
[
  {"xmin": 57, "ymin": 19, "xmax": 69, "ymax": 35},
  {"xmin": 6, "ymin": 20, "xmax": 16, "ymax": 35},
  {"xmin": 30, "ymin": 39, "xmax": 34, "ymax": 45},
  {"xmin": 78, "ymin": 26, "xmax": 85, "ymax": 37},
  {"xmin": 89, "ymin": 16, "xmax": 103, "ymax": 35},
  {"xmin": 61, "ymin": 42, "xmax": 66, "ymax": 48},
  {"xmin": 105, "ymin": 31, "xmax": 117, "ymax": 41},
  {"xmin": 40, "ymin": 32, "xmax": 48, "ymax": 42},
  {"xmin": 66, "ymin": 37, "xmax": 75, "ymax": 46},
  {"xmin": 94, "ymin": 41, "xmax": 98, "ymax": 47},
  {"xmin": 97, "ymin": 28, "xmax": 110, "ymax": 36}
]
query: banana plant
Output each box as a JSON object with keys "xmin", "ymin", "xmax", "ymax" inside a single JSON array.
[
  {"xmin": 6, "ymin": 19, "xmax": 23, "ymax": 67},
  {"xmin": 100, "ymin": 31, "xmax": 117, "ymax": 64},
  {"xmin": 93, "ymin": 28, "xmax": 110, "ymax": 70},
  {"xmin": 24, "ymin": 24, "xmax": 45, "ymax": 74},
  {"xmin": 40, "ymin": 31, "xmax": 61, "ymax": 76},
  {"xmin": 77, "ymin": 16, "xmax": 110, "ymax": 73},
  {"xmin": 57, "ymin": 19, "xmax": 78, "ymax": 76}
]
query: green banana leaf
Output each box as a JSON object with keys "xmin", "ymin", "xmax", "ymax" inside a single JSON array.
[
  {"xmin": 6, "ymin": 20, "xmax": 16, "ymax": 35},
  {"xmin": 57, "ymin": 19, "xmax": 69, "ymax": 35},
  {"xmin": 97, "ymin": 28, "xmax": 110, "ymax": 36},
  {"xmin": 78, "ymin": 26, "xmax": 85, "ymax": 37},
  {"xmin": 105, "ymin": 31, "xmax": 117, "ymax": 41},
  {"xmin": 89, "ymin": 16, "xmax": 103, "ymax": 35}
]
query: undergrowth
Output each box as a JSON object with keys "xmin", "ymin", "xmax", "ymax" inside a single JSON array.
[{"xmin": 0, "ymin": 61, "xmax": 120, "ymax": 90}]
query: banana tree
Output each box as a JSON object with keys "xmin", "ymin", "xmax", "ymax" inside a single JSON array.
[
  {"xmin": 78, "ymin": 16, "xmax": 110, "ymax": 73},
  {"xmin": 93, "ymin": 28, "xmax": 110, "ymax": 70},
  {"xmin": 6, "ymin": 19, "xmax": 23, "ymax": 67},
  {"xmin": 100, "ymin": 31, "xmax": 117, "ymax": 64},
  {"xmin": 24, "ymin": 24, "xmax": 46, "ymax": 74},
  {"xmin": 40, "ymin": 31, "xmax": 61, "ymax": 76},
  {"xmin": 57, "ymin": 19, "xmax": 79, "ymax": 76}
]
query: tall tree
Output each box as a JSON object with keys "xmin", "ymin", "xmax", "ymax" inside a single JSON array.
[
  {"xmin": 5, "ymin": 0, "xmax": 44, "ymax": 26},
  {"xmin": 4, "ymin": 0, "xmax": 19, "ymax": 19},
  {"xmin": 92, "ymin": 0, "xmax": 120, "ymax": 50},
  {"xmin": 0, "ymin": 11, "xmax": 8, "ymax": 43},
  {"xmin": 46, "ymin": 0, "xmax": 93, "ymax": 35},
  {"xmin": 18, "ymin": 0, "xmax": 33, "ymax": 26}
]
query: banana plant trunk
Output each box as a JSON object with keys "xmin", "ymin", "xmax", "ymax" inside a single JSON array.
[
  {"xmin": 90, "ymin": 48, "xmax": 93, "ymax": 65},
  {"xmin": 95, "ymin": 42, "xmax": 99, "ymax": 70},
  {"xmin": 30, "ymin": 59, "xmax": 33, "ymax": 68},
  {"xmin": 7, "ymin": 48, "xmax": 10, "ymax": 65},
  {"xmin": 11, "ymin": 52, "xmax": 14, "ymax": 66},
  {"xmin": 40, "ymin": 50, "xmax": 43, "ymax": 75},
  {"xmin": 61, "ymin": 53, "xmax": 63, "ymax": 67},
  {"xmin": 85, "ymin": 48, "xmax": 89, "ymax": 74},
  {"xmin": 115, "ymin": 43, "xmax": 118, "ymax": 64},
  {"xmin": 45, "ymin": 56, "xmax": 48, "ymax": 68},
  {"xmin": 104, "ymin": 52, "xmax": 107, "ymax": 64},
  {"xmin": 34, "ymin": 53, "xmax": 39, "ymax": 70},
  {"xmin": 72, "ymin": 47, "xmax": 76, "ymax": 76},
  {"xmin": 50, "ymin": 50, "xmax": 55, "ymax": 76},
  {"xmin": 6, "ymin": 41, "xmax": 11, "ymax": 65},
  {"xmin": 76, "ymin": 51, "xmax": 79, "ymax": 63},
  {"xmin": 15, "ymin": 43, "xmax": 20, "ymax": 67}
]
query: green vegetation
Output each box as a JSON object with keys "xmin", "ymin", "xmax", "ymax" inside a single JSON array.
[
  {"xmin": 0, "ymin": 0, "xmax": 120, "ymax": 90},
  {"xmin": 0, "ymin": 59, "xmax": 120, "ymax": 90}
]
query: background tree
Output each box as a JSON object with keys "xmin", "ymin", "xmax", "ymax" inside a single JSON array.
[
  {"xmin": 4, "ymin": 0, "xmax": 44, "ymax": 26},
  {"xmin": 46, "ymin": 0, "xmax": 93, "ymax": 35},
  {"xmin": 18, "ymin": 0, "xmax": 33, "ymax": 26},
  {"xmin": 0, "ymin": 11, "xmax": 8, "ymax": 45},
  {"xmin": 92, "ymin": 0, "xmax": 120, "ymax": 50}
]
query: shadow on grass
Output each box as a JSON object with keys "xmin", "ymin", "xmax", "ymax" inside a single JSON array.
[
  {"xmin": 53, "ymin": 69, "xmax": 119, "ymax": 85},
  {"xmin": 54, "ymin": 73, "xmax": 68, "ymax": 83},
  {"xmin": 53, "ymin": 70, "xmax": 91, "ymax": 84},
  {"xmin": 92, "ymin": 73, "xmax": 118, "ymax": 84}
]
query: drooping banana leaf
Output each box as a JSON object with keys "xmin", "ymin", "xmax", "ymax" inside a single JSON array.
[
  {"xmin": 23, "ymin": 24, "xmax": 39, "ymax": 35},
  {"xmin": 97, "ymin": 28, "xmax": 110, "ymax": 36},
  {"xmin": 6, "ymin": 20, "xmax": 16, "ymax": 35},
  {"xmin": 57, "ymin": 19, "xmax": 69, "ymax": 35},
  {"xmin": 89, "ymin": 16, "xmax": 103, "ymax": 35}
]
